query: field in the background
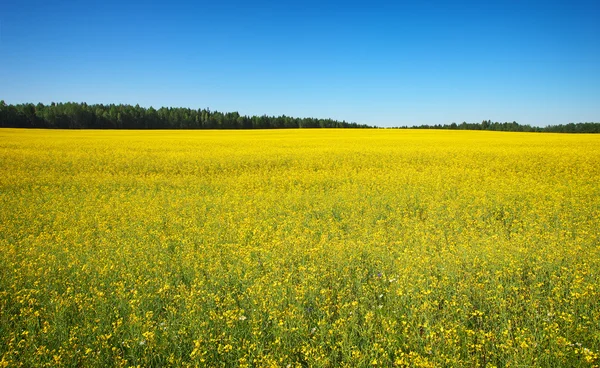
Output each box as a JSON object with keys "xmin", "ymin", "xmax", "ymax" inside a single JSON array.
[{"xmin": 1, "ymin": 129, "xmax": 599, "ymax": 367}]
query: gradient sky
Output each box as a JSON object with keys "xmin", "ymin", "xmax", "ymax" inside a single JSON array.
[{"xmin": 1, "ymin": 0, "xmax": 599, "ymax": 127}]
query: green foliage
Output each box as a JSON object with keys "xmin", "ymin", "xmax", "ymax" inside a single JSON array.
[
  {"xmin": 0, "ymin": 101, "xmax": 372, "ymax": 130},
  {"xmin": 403, "ymin": 119, "xmax": 600, "ymax": 133},
  {"xmin": 1, "ymin": 101, "xmax": 598, "ymax": 132}
]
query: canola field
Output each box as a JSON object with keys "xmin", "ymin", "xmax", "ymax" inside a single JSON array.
[{"xmin": 1, "ymin": 128, "xmax": 599, "ymax": 367}]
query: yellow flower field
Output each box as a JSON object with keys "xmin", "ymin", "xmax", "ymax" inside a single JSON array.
[{"xmin": 1, "ymin": 128, "xmax": 599, "ymax": 367}]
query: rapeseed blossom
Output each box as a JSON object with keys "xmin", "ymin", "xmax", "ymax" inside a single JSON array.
[{"xmin": 0, "ymin": 128, "xmax": 599, "ymax": 367}]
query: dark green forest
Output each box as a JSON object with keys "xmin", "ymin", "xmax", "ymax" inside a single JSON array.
[
  {"xmin": 1, "ymin": 101, "xmax": 598, "ymax": 132},
  {"xmin": 0, "ymin": 101, "xmax": 371, "ymax": 129},
  {"xmin": 403, "ymin": 120, "xmax": 600, "ymax": 133}
]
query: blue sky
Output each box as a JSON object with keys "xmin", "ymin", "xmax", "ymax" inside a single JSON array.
[{"xmin": 1, "ymin": 0, "xmax": 599, "ymax": 127}]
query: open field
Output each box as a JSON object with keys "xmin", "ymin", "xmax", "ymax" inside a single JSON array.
[{"xmin": 1, "ymin": 128, "xmax": 599, "ymax": 367}]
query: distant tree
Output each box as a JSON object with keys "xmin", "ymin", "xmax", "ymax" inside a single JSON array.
[{"xmin": 3, "ymin": 101, "xmax": 599, "ymax": 132}]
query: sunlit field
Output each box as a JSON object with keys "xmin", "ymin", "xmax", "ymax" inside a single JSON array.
[{"xmin": 1, "ymin": 129, "xmax": 599, "ymax": 367}]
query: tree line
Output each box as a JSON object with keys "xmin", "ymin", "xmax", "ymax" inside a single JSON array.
[
  {"xmin": 396, "ymin": 120, "xmax": 600, "ymax": 133},
  {"xmin": 1, "ymin": 101, "xmax": 598, "ymax": 132},
  {"xmin": 0, "ymin": 101, "xmax": 372, "ymax": 129}
]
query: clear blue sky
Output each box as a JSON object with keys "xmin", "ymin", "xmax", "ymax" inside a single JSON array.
[{"xmin": 1, "ymin": 0, "xmax": 599, "ymax": 127}]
